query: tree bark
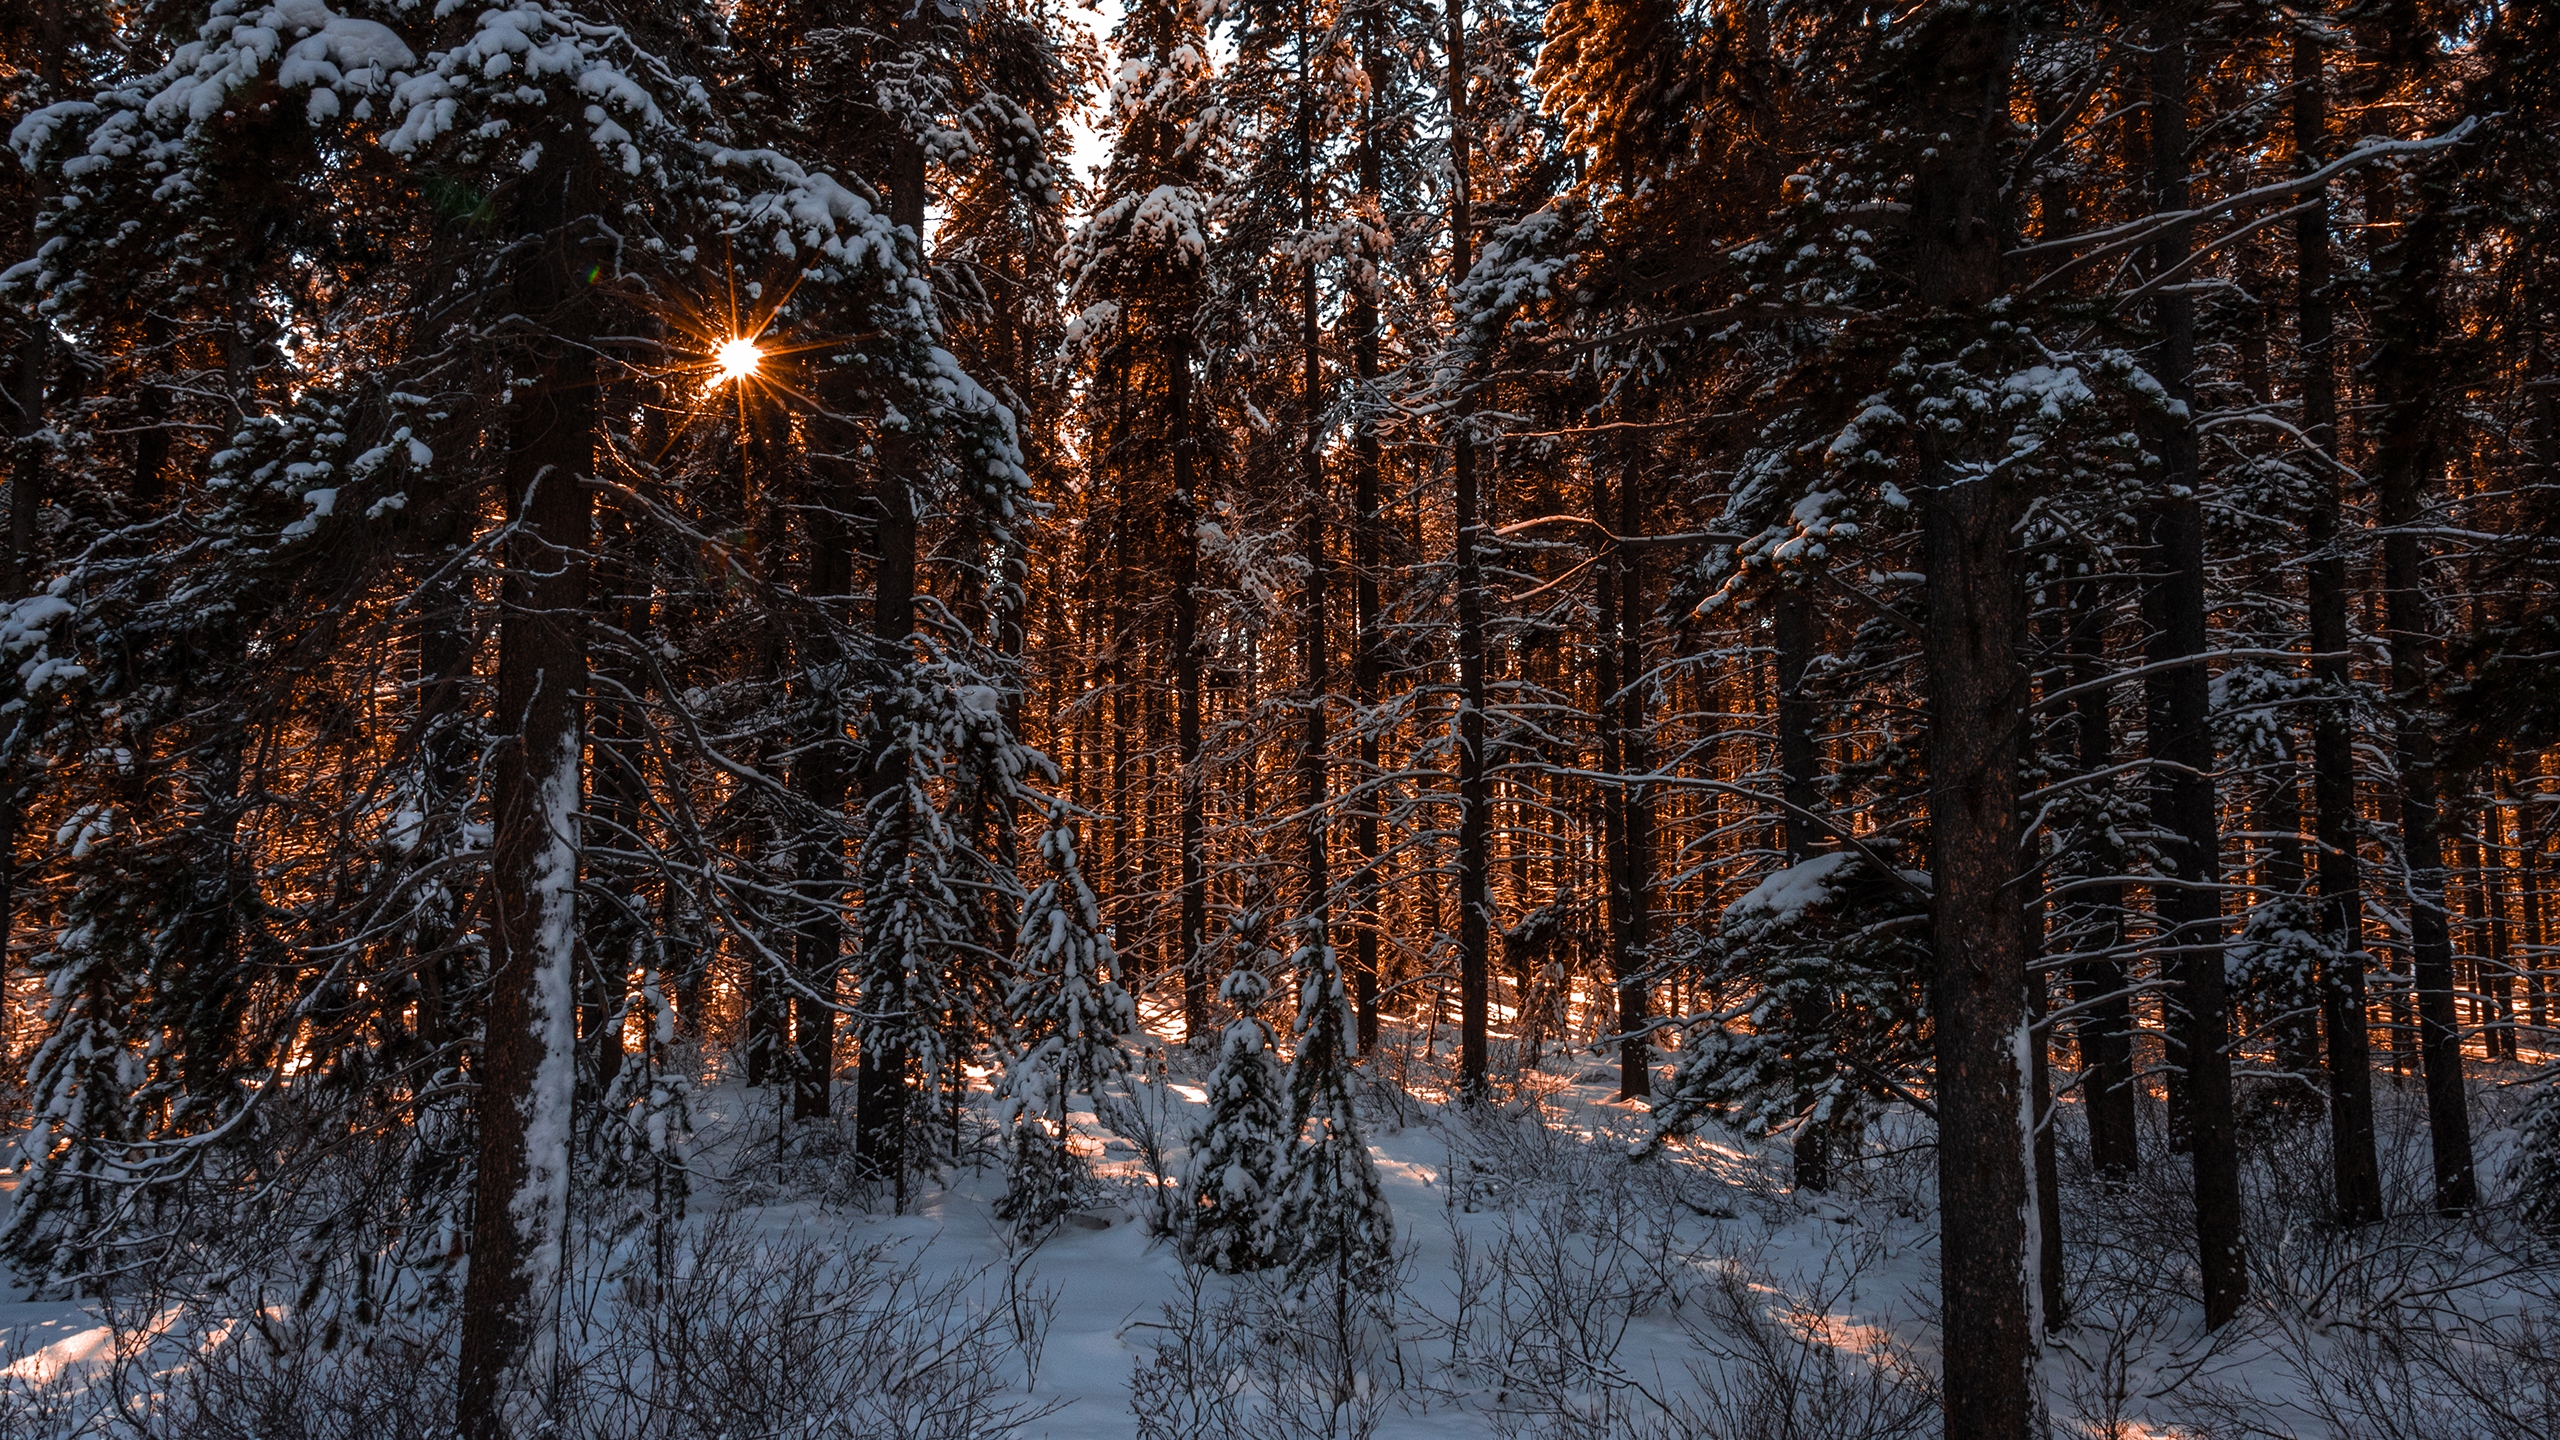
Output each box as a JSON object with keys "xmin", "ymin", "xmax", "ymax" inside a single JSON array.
[
  {"xmin": 1907, "ymin": 7, "xmax": 2034, "ymax": 1431},
  {"xmin": 1171, "ymin": 326, "xmax": 1209, "ymax": 1045},
  {"xmin": 1616, "ymin": 453, "xmax": 1653, "ymax": 1103},
  {"xmin": 2293, "ymin": 3, "xmax": 2382, "ymax": 1224},
  {"xmin": 853, "ymin": 95, "xmax": 929, "ymax": 1187},
  {"xmin": 1296, "ymin": 0, "xmax": 1331, "ymax": 996},
  {"xmin": 1448, "ymin": 0, "xmax": 1491, "ymax": 1100},
  {"xmin": 792, "ymin": 406, "xmax": 856, "ymax": 1121},
  {"xmin": 456, "ymin": 162, "xmax": 597, "ymax": 1440},
  {"xmin": 1924, "ymin": 458, "xmax": 2035, "ymax": 1440},
  {"xmin": 2066, "ymin": 578, "xmax": 2141, "ymax": 1179},
  {"xmin": 1774, "ymin": 585, "xmax": 1827, "ymax": 1183},
  {"xmin": 2144, "ymin": 1, "xmax": 2245, "ymax": 1327},
  {"xmin": 1350, "ymin": 20, "xmax": 1387, "ymax": 1054}
]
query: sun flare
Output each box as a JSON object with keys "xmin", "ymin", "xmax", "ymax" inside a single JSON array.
[{"xmin": 714, "ymin": 336, "xmax": 763, "ymax": 384}]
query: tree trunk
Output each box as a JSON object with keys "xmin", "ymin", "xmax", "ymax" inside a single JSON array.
[
  {"xmin": 793, "ymin": 408, "xmax": 856, "ymax": 1121},
  {"xmin": 456, "ymin": 162, "xmax": 597, "ymax": 1440},
  {"xmin": 1924, "ymin": 452, "xmax": 2035, "ymax": 1440},
  {"xmin": 1296, "ymin": 0, "xmax": 1331, "ymax": 995},
  {"xmin": 1908, "ymin": 7, "xmax": 2034, "ymax": 1431},
  {"xmin": 1774, "ymin": 585, "xmax": 1827, "ymax": 1183},
  {"xmin": 2295, "ymin": 29, "xmax": 2382, "ymax": 1196},
  {"xmin": 2381, "ymin": 489, "xmax": 2475, "ymax": 1209},
  {"xmin": 2362, "ymin": 110, "xmax": 2478, "ymax": 1215},
  {"xmin": 853, "ymin": 100, "xmax": 929, "ymax": 1187},
  {"xmin": 2144, "ymin": 1, "xmax": 2246, "ymax": 1327},
  {"xmin": 1350, "ymin": 25, "xmax": 1386, "ymax": 1054},
  {"xmin": 2067, "ymin": 578, "xmax": 2141, "ymax": 1179},
  {"xmin": 1448, "ymin": 0, "xmax": 1492, "ymax": 1100},
  {"xmin": 1171, "ymin": 327, "xmax": 1209, "ymax": 1045}
]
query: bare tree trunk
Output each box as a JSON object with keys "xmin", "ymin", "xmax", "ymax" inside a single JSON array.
[
  {"xmin": 456, "ymin": 161, "xmax": 597, "ymax": 1440},
  {"xmin": 1907, "ymin": 7, "xmax": 2033, "ymax": 1430},
  {"xmin": 1171, "ymin": 327, "xmax": 1209, "ymax": 1044},
  {"xmin": 2144, "ymin": 1, "xmax": 2245, "ymax": 1327},
  {"xmin": 1448, "ymin": 0, "xmax": 1491, "ymax": 1100},
  {"xmin": 2066, "ymin": 578, "xmax": 2141, "ymax": 1179},
  {"xmin": 1350, "ymin": 23, "xmax": 1386, "ymax": 1054},
  {"xmin": 1774, "ymin": 585, "xmax": 1828, "ymax": 1183},
  {"xmin": 1296, "ymin": 0, "xmax": 1331, "ymax": 989},
  {"xmin": 2295, "ymin": 11, "xmax": 2378, "ymax": 1223}
]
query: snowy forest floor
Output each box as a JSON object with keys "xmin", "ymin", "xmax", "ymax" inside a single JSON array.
[{"xmin": 0, "ymin": 1017, "xmax": 2553, "ymax": 1439}]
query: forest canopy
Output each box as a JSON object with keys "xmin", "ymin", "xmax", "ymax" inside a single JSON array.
[{"xmin": 3, "ymin": 2, "xmax": 2558, "ymax": 1436}]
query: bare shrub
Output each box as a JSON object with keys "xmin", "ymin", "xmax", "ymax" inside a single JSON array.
[
  {"xmin": 567, "ymin": 1212, "xmax": 1056, "ymax": 1439},
  {"xmin": 1127, "ymin": 1255, "xmax": 1409, "ymax": 1440}
]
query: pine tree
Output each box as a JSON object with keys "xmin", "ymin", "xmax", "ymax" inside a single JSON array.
[
  {"xmin": 996, "ymin": 810, "xmax": 1135, "ymax": 1228},
  {"xmin": 1183, "ymin": 949, "xmax": 1288, "ymax": 1271},
  {"xmin": 1264, "ymin": 936, "xmax": 1394, "ymax": 1291}
]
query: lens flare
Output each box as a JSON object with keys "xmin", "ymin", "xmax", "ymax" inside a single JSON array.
[{"xmin": 714, "ymin": 336, "xmax": 763, "ymax": 383}]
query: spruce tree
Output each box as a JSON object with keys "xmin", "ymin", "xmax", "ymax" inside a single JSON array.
[
  {"xmin": 1183, "ymin": 951, "xmax": 1288, "ymax": 1271},
  {"xmin": 996, "ymin": 810, "xmax": 1135, "ymax": 1228}
]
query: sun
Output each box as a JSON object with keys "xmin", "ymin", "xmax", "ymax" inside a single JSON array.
[{"xmin": 714, "ymin": 336, "xmax": 763, "ymax": 384}]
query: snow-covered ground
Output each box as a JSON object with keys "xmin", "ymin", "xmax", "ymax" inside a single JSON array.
[{"xmin": 0, "ymin": 1020, "xmax": 2551, "ymax": 1439}]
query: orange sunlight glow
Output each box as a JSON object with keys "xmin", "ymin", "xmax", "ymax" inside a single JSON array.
[{"xmin": 714, "ymin": 336, "xmax": 763, "ymax": 384}]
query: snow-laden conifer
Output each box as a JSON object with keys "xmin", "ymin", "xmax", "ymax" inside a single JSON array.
[
  {"xmin": 1262, "ymin": 936, "xmax": 1393, "ymax": 1291},
  {"xmin": 1183, "ymin": 950, "xmax": 1288, "ymax": 1271},
  {"xmin": 995, "ymin": 810, "xmax": 1134, "ymax": 1228}
]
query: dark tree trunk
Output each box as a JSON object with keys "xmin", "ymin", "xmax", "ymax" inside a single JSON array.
[
  {"xmin": 456, "ymin": 162, "xmax": 598, "ymax": 1440},
  {"xmin": 2067, "ymin": 578, "xmax": 2141, "ymax": 1179},
  {"xmin": 1171, "ymin": 329, "xmax": 1209, "ymax": 1045},
  {"xmin": 2144, "ymin": 2, "xmax": 2246, "ymax": 1327},
  {"xmin": 1616, "ymin": 456, "xmax": 1653, "ymax": 1102},
  {"xmin": 1907, "ymin": 7, "xmax": 2034, "ymax": 1431},
  {"xmin": 2381, "ymin": 485, "xmax": 2475, "ymax": 1210},
  {"xmin": 1596, "ymin": 456, "xmax": 1652, "ymax": 1101},
  {"xmin": 2295, "ymin": 7, "xmax": 2380, "ymax": 1222},
  {"xmin": 1924, "ymin": 449, "xmax": 2035, "ymax": 1440},
  {"xmin": 792, "ymin": 410, "xmax": 857, "ymax": 1121},
  {"xmin": 853, "ymin": 103, "xmax": 929, "ymax": 1188},
  {"xmin": 2362, "ymin": 98, "xmax": 2478, "ymax": 1215},
  {"xmin": 1774, "ymin": 585, "xmax": 1828, "ymax": 1185},
  {"xmin": 741, "ymin": 400, "xmax": 787, "ymax": 1092},
  {"xmin": 2257, "ymin": 748, "xmax": 2322, "ymax": 1093},
  {"xmin": 1448, "ymin": 0, "xmax": 1492, "ymax": 1100},
  {"xmin": 1350, "ymin": 29, "xmax": 1386, "ymax": 1054},
  {"xmin": 1296, "ymin": 1, "xmax": 1330, "ymax": 989}
]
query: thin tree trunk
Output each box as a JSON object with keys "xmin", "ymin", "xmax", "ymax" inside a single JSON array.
[
  {"xmin": 2145, "ymin": 1, "xmax": 2245, "ymax": 1327},
  {"xmin": 2482, "ymin": 798, "xmax": 2517, "ymax": 1062},
  {"xmin": 741, "ymin": 399, "xmax": 786, "ymax": 1091},
  {"xmin": 1448, "ymin": 0, "xmax": 1491, "ymax": 1100},
  {"xmin": 793, "ymin": 408, "xmax": 856, "ymax": 1121},
  {"xmin": 1774, "ymin": 585, "xmax": 1829, "ymax": 1185},
  {"xmin": 1350, "ymin": 26, "xmax": 1386, "ymax": 1054},
  {"xmin": 2382, "ymin": 493, "xmax": 2474, "ymax": 1209},
  {"xmin": 2258, "ymin": 746, "xmax": 2321, "ymax": 1094},
  {"xmin": 2068, "ymin": 577, "xmax": 2141, "ymax": 1179},
  {"xmin": 1171, "ymin": 328, "xmax": 1209, "ymax": 1045},
  {"xmin": 2295, "ymin": 13, "xmax": 2383, "ymax": 1207},
  {"xmin": 1617, "ymin": 457, "xmax": 1655, "ymax": 1100}
]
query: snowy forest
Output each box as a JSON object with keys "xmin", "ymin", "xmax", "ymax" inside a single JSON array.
[{"xmin": 1, "ymin": 0, "xmax": 2557, "ymax": 1436}]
